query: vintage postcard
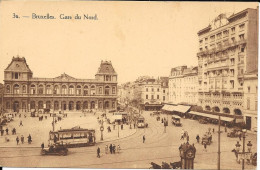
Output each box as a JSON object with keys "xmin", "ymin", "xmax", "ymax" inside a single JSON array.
[{"xmin": 0, "ymin": 1, "xmax": 258, "ymax": 169}]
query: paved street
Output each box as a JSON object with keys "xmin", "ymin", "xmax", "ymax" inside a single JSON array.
[{"xmin": 0, "ymin": 111, "xmax": 257, "ymax": 169}]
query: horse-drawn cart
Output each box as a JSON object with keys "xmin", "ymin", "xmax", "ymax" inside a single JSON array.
[{"xmin": 201, "ymin": 132, "xmax": 212, "ymax": 145}]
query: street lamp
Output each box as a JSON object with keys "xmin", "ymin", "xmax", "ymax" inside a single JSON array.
[
  {"xmin": 234, "ymin": 129, "xmax": 252, "ymax": 170},
  {"xmin": 247, "ymin": 141, "xmax": 252, "ymax": 153}
]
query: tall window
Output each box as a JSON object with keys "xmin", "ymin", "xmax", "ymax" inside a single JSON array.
[
  {"xmin": 146, "ymin": 88, "xmax": 148, "ymax": 92},
  {"xmin": 22, "ymin": 85, "xmax": 26, "ymax": 93},
  {"xmin": 13, "ymin": 84, "xmax": 19, "ymax": 94},
  {"xmin": 105, "ymin": 86, "xmax": 110, "ymax": 95},
  {"xmin": 91, "ymin": 85, "xmax": 96, "ymax": 95},
  {"xmin": 83, "ymin": 86, "xmax": 88, "ymax": 96},
  {"xmin": 46, "ymin": 85, "xmax": 52, "ymax": 94},
  {"xmin": 99, "ymin": 87, "xmax": 102, "ymax": 94},
  {"xmin": 76, "ymin": 85, "xmax": 81, "ymax": 95},
  {"xmin": 112, "ymin": 87, "xmax": 116, "ymax": 94},
  {"xmin": 163, "ymin": 96, "xmax": 165, "ymax": 101},
  {"xmin": 146, "ymin": 95, "xmax": 148, "ymax": 99},
  {"xmin": 6, "ymin": 85, "xmax": 10, "ymax": 93},
  {"xmin": 151, "ymin": 95, "xmax": 154, "ymax": 100},
  {"xmin": 69, "ymin": 85, "xmax": 74, "ymax": 95},
  {"xmin": 62, "ymin": 85, "xmax": 67, "ymax": 95},
  {"xmin": 38, "ymin": 85, "xmax": 44, "ymax": 94},
  {"xmin": 54, "ymin": 85, "xmax": 59, "ymax": 94},
  {"xmin": 30, "ymin": 84, "xmax": 36, "ymax": 94},
  {"xmin": 247, "ymin": 98, "xmax": 250, "ymax": 110},
  {"xmin": 157, "ymin": 95, "xmax": 159, "ymax": 99}
]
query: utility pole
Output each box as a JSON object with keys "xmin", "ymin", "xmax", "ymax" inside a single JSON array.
[
  {"xmin": 242, "ymin": 133, "xmax": 245, "ymax": 170},
  {"xmin": 217, "ymin": 115, "xmax": 221, "ymax": 170}
]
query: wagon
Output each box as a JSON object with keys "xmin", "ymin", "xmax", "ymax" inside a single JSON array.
[{"xmin": 201, "ymin": 132, "xmax": 212, "ymax": 145}]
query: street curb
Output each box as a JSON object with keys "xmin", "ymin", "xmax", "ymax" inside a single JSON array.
[{"xmin": 96, "ymin": 128, "xmax": 138, "ymax": 144}]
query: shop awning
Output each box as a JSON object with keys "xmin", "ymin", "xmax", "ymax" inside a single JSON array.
[
  {"xmin": 161, "ymin": 104, "xmax": 173, "ymax": 111},
  {"xmin": 189, "ymin": 111, "xmax": 234, "ymax": 122},
  {"xmin": 169, "ymin": 105, "xmax": 191, "ymax": 113}
]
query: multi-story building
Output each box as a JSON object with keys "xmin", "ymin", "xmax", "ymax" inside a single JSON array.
[
  {"xmin": 243, "ymin": 70, "xmax": 258, "ymax": 131},
  {"xmin": 197, "ymin": 8, "xmax": 258, "ymax": 123},
  {"xmin": 119, "ymin": 76, "xmax": 168, "ymax": 110},
  {"xmin": 3, "ymin": 57, "xmax": 118, "ymax": 113},
  {"xmin": 0, "ymin": 83, "xmax": 3, "ymax": 114},
  {"xmin": 169, "ymin": 66, "xmax": 198, "ymax": 105}
]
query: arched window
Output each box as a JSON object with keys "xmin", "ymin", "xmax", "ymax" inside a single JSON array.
[
  {"xmin": 90, "ymin": 85, "xmax": 96, "ymax": 95},
  {"xmin": 62, "ymin": 85, "xmax": 67, "ymax": 95},
  {"xmin": 22, "ymin": 85, "xmax": 26, "ymax": 93},
  {"xmin": 46, "ymin": 85, "xmax": 52, "ymax": 94},
  {"xmin": 105, "ymin": 86, "xmax": 110, "ymax": 95},
  {"xmin": 38, "ymin": 85, "xmax": 44, "ymax": 94},
  {"xmin": 54, "ymin": 101, "xmax": 59, "ymax": 110},
  {"xmin": 83, "ymin": 86, "xmax": 88, "ymax": 96},
  {"xmin": 54, "ymin": 85, "xmax": 59, "ymax": 94},
  {"xmin": 83, "ymin": 101, "xmax": 88, "ymax": 109},
  {"xmin": 76, "ymin": 85, "xmax": 81, "ymax": 95},
  {"xmin": 6, "ymin": 85, "xmax": 10, "ymax": 93},
  {"xmin": 69, "ymin": 85, "xmax": 74, "ymax": 95},
  {"xmin": 13, "ymin": 84, "xmax": 19, "ymax": 94},
  {"xmin": 38, "ymin": 101, "xmax": 43, "ymax": 109}
]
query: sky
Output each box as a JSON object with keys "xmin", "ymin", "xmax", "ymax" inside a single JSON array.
[{"xmin": 0, "ymin": 1, "xmax": 258, "ymax": 84}]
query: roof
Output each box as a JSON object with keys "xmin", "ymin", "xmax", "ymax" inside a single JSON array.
[
  {"xmin": 96, "ymin": 60, "xmax": 117, "ymax": 75},
  {"xmin": 55, "ymin": 73, "xmax": 76, "ymax": 80},
  {"xmin": 5, "ymin": 56, "xmax": 32, "ymax": 73}
]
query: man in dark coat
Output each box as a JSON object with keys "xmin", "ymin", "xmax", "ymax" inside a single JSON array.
[
  {"xmin": 41, "ymin": 143, "xmax": 44, "ymax": 150},
  {"xmin": 109, "ymin": 144, "xmax": 113, "ymax": 154},
  {"xmin": 143, "ymin": 135, "xmax": 145, "ymax": 143},
  {"xmin": 97, "ymin": 147, "xmax": 100, "ymax": 158}
]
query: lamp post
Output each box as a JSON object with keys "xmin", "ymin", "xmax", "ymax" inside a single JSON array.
[
  {"xmin": 235, "ymin": 129, "xmax": 252, "ymax": 170},
  {"xmin": 242, "ymin": 129, "xmax": 246, "ymax": 170},
  {"xmin": 118, "ymin": 120, "xmax": 120, "ymax": 138}
]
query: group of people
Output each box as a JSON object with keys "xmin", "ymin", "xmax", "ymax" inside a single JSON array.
[
  {"xmin": 15, "ymin": 134, "xmax": 32, "ymax": 145},
  {"xmin": 97, "ymin": 144, "xmax": 121, "ymax": 158}
]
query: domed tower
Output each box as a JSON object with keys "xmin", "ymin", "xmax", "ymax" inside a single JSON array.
[{"xmin": 95, "ymin": 60, "xmax": 117, "ymax": 82}]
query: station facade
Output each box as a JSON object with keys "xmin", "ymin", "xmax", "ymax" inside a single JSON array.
[{"xmin": 3, "ymin": 57, "xmax": 118, "ymax": 113}]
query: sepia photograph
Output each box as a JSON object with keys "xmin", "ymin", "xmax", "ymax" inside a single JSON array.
[{"xmin": 0, "ymin": 1, "xmax": 258, "ymax": 169}]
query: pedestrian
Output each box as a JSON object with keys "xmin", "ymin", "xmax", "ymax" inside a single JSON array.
[
  {"xmin": 5, "ymin": 128, "xmax": 8, "ymax": 135},
  {"xmin": 212, "ymin": 128, "xmax": 215, "ymax": 133},
  {"xmin": 21, "ymin": 135, "xmax": 24, "ymax": 144},
  {"xmin": 239, "ymin": 133, "xmax": 242, "ymax": 141},
  {"xmin": 97, "ymin": 147, "xmax": 100, "ymax": 158},
  {"xmin": 19, "ymin": 120, "xmax": 23, "ymax": 126},
  {"xmin": 1, "ymin": 129, "xmax": 4, "ymax": 136},
  {"xmin": 28, "ymin": 134, "xmax": 32, "ymax": 144},
  {"xmin": 16, "ymin": 136, "xmax": 19, "ymax": 145},
  {"xmin": 196, "ymin": 135, "xmax": 200, "ymax": 143},
  {"xmin": 225, "ymin": 126, "xmax": 227, "ymax": 133},
  {"xmin": 113, "ymin": 144, "xmax": 116, "ymax": 154},
  {"xmin": 41, "ymin": 143, "xmax": 44, "ymax": 150},
  {"xmin": 143, "ymin": 135, "xmax": 145, "ymax": 143},
  {"xmin": 117, "ymin": 144, "xmax": 120, "ymax": 153},
  {"xmin": 109, "ymin": 144, "xmax": 113, "ymax": 154},
  {"xmin": 187, "ymin": 135, "xmax": 189, "ymax": 142},
  {"xmin": 121, "ymin": 124, "xmax": 123, "ymax": 130},
  {"xmin": 105, "ymin": 145, "xmax": 108, "ymax": 154},
  {"xmin": 204, "ymin": 143, "xmax": 207, "ymax": 152}
]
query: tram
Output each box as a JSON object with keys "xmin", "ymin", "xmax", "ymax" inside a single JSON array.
[
  {"xmin": 49, "ymin": 126, "xmax": 95, "ymax": 148},
  {"xmin": 137, "ymin": 116, "xmax": 148, "ymax": 128}
]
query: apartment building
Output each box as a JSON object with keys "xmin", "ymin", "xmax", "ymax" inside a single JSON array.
[{"xmin": 196, "ymin": 8, "xmax": 258, "ymax": 129}]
